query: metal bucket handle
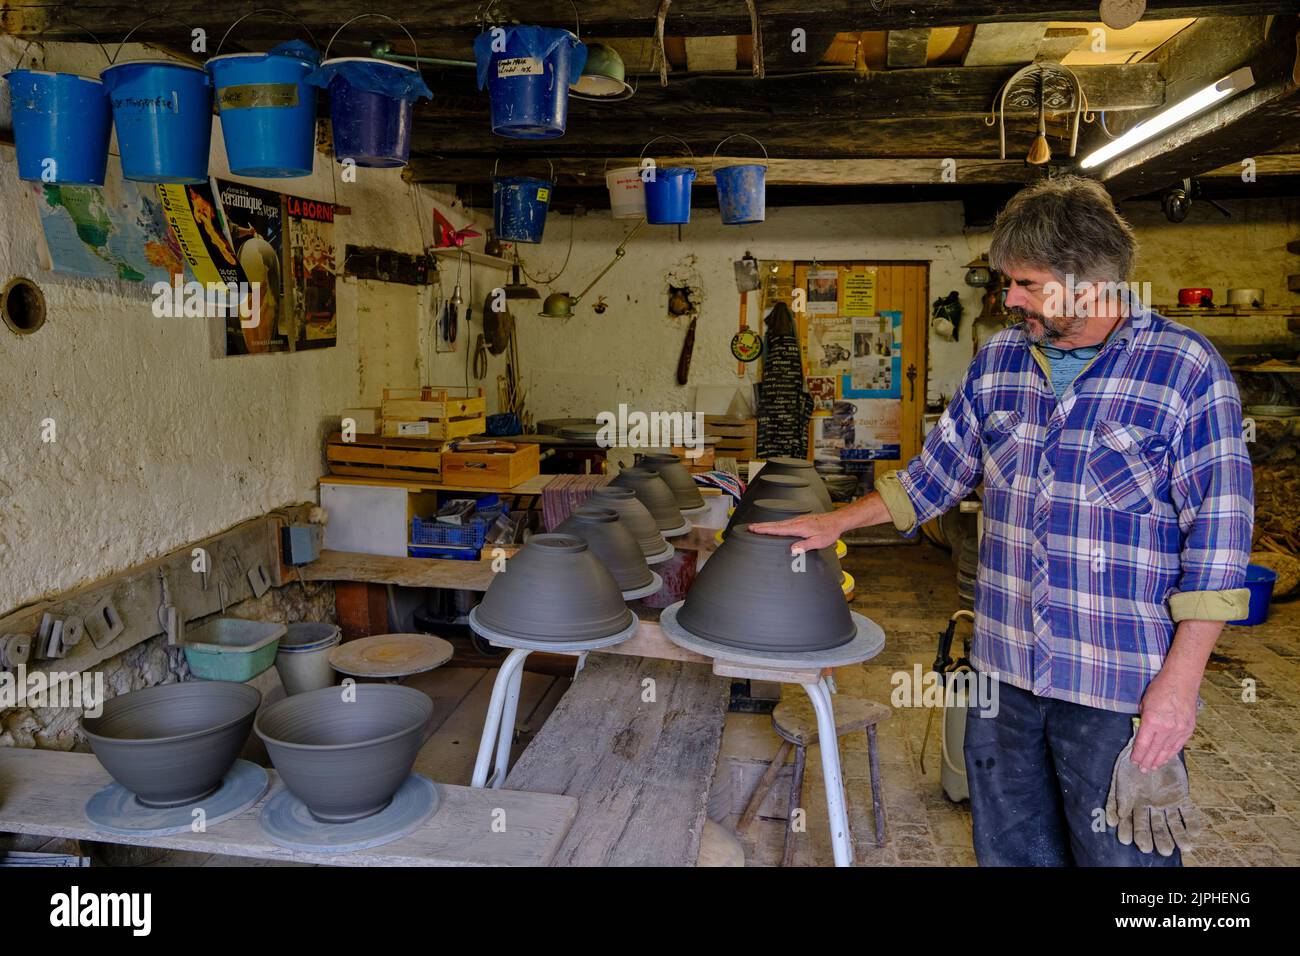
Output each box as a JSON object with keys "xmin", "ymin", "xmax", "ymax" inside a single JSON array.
[
  {"xmin": 324, "ymin": 14, "xmax": 420, "ymax": 71},
  {"xmin": 639, "ymin": 134, "xmax": 696, "ymax": 174},
  {"xmin": 14, "ymin": 22, "xmax": 112, "ymax": 70},
  {"xmin": 493, "ymin": 157, "xmax": 557, "ymax": 183},
  {"xmin": 214, "ymin": 8, "xmax": 321, "ymax": 58},
  {"xmin": 112, "ymin": 15, "xmax": 203, "ymax": 65},
  {"xmin": 477, "ymin": 0, "xmax": 582, "ymax": 40},
  {"xmin": 711, "ymin": 133, "xmax": 768, "ymax": 174}
]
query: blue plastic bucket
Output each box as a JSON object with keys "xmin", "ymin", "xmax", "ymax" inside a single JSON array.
[
  {"xmin": 4, "ymin": 71, "xmax": 112, "ymax": 185},
  {"xmin": 101, "ymin": 61, "xmax": 213, "ymax": 184},
  {"xmin": 321, "ymin": 58, "xmax": 417, "ymax": 168},
  {"xmin": 716, "ymin": 164, "xmax": 766, "ymax": 224},
  {"xmin": 483, "ymin": 33, "xmax": 579, "ymax": 139},
  {"xmin": 494, "ymin": 176, "xmax": 552, "ymax": 243},
  {"xmin": 1229, "ymin": 564, "xmax": 1278, "ymax": 626},
  {"xmin": 207, "ymin": 51, "xmax": 317, "ymax": 177},
  {"xmin": 644, "ymin": 167, "xmax": 697, "ymax": 224}
]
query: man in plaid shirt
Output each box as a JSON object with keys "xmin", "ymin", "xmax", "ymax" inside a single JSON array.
[{"xmin": 754, "ymin": 177, "xmax": 1253, "ymax": 866}]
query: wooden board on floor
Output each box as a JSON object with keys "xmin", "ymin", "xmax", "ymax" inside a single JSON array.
[
  {"xmin": 0, "ymin": 749, "xmax": 576, "ymax": 868},
  {"xmin": 504, "ymin": 654, "xmax": 729, "ymax": 867}
]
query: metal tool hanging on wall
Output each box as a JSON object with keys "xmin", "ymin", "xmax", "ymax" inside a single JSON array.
[
  {"xmin": 986, "ymin": 63, "xmax": 1091, "ymax": 165},
  {"xmin": 732, "ymin": 251, "xmax": 762, "ymax": 373}
]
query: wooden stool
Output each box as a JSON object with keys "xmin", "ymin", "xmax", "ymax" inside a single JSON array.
[{"xmin": 740, "ymin": 696, "xmax": 891, "ymax": 866}]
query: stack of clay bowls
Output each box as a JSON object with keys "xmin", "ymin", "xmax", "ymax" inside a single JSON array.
[
  {"xmin": 274, "ymin": 622, "xmax": 342, "ymax": 696},
  {"xmin": 81, "ymin": 681, "xmax": 262, "ymax": 807},
  {"xmin": 612, "ymin": 466, "xmax": 690, "ymax": 536},
  {"xmin": 757, "ymin": 456, "xmax": 834, "ymax": 510},
  {"xmin": 726, "ymin": 473, "xmax": 824, "ymax": 535},
  {"xmin": 255, "ymin": 684, "xmax": 432, "ymax": 823},
  {"xmin": 556, "ymin": 506, "xmax": 660, "ymax": 599},
  {"xmin": 639, "ymin": 452, "xmax": 706, "ymax": 512},
  {"xmin": 589, "ymin": 486, "xmax": 672, "ymax": 560},
  {"xmin": 677, "ymin": 524, "xmax": 855, "ymax": 654},
  {"xmin": 741, "ymin": 499, "xmax": 851, "ymax": 597},
  {"xmin": 473, "ymin": 533, "xmax": 635, "ymax": 642}
]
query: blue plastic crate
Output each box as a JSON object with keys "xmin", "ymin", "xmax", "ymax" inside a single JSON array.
[
  {"xmin": 408, "ymin": 544, "xmax": 482, "ymax": 561},
  {"xmin": 412, "ymin": 504, "xmax": 505, "ymax": 549}
]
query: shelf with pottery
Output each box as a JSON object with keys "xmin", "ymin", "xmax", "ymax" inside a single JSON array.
[{"xmin": 0, "ymin": 747, "xmax": 578, "ymax": 868}]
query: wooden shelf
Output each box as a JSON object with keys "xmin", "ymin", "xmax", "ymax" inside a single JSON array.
[
  {"xmin": 320, "ymin": 473, "xmax": 553, "ymax": 495},
  {"xmin": 430, "ymin": 248, "xmax": 513, "ymax": 271}
]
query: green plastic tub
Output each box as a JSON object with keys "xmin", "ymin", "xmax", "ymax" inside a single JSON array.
[{"xmin": 183, "ymin": 618, "xmax": 286, "ymax": 682}]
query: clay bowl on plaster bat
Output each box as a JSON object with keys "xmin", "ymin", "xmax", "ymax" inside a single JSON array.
[
  {"xmin": 255, "ymin": 683, "xmax": 432, "ymax": 823},
  {"xmin": 677, "ymin": 524, "xmax": 855, "ymax": 654},
  {"xmin": 757, "ymin": 456, "xmax": 834, "ymax": 511},
  {"xmin": 555, "ymin": 506, "xmax": 655, "ymax": 592},
  {"xmin": 589, "ymin": 486, "xmax": 671, "ymax": 558},
  {"xmin": 639, "ymin": 452, "xmax": 706, "ymax": 510},
  {"xmin": 726, "ymin": 474, "xmax": 825, "ymax": 535},
  {"xmin": 474, "ymin": 533, "xmax": 635, "ymax": 642},
  {"xmin": 81, "ymin": 680, "xmax": 262, "ymax": 808},
  {"xmin": 612, "ymin": 466, "xmax": 687, "ymax": 532}
]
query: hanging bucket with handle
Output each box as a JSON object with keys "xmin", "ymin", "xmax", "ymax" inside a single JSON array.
[
  {"xmin": 640, "ymin": 136, "xmax": 697, "ymax": 225},
  {"xmin": 494, "ymin": 159, "xmax": 554, "ymax": 244},
  {"xmin": 713, "ymin": 134, "xmax": 768, "ymax": 225},
  {"xmin": 604, "ymin": 159, "xmax": 646, "ymax": 220},
  {"xmin": 307, "ymin": 15, "xmax": 432, "ymax": 168},
  {"xmin": 473, "ymin": 1, "xmax": 587, "ymax": 139},
  {"xmin": 3, "ymin": 27, "xmax": 113, "ymax": 185},
  {"xmin": 101, "ymin": 18, "xmax": 213, "ymax": 184},
  {"xmin": 206, "ymin": 9, "xmax": 321, "ymax": 178}
]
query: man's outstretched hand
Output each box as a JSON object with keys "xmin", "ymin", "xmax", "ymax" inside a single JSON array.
[{"xmin": 749, "ymin": 512, "xmax": 845, "ymax": 553}]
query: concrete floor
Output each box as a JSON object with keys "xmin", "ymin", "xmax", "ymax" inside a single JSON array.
[{"xmin": 722, "ymin": 540, "xmax": 1300, "ymax": 867}]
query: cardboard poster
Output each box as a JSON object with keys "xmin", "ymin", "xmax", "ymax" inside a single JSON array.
[
  {"xmin": 843, "ymin": 270, "xmax": 877, "ymax": 316},
  {"xmin": 157, "ymin": 181, "xmax": 241, "ymax": 316},
  {"xmin": 283, "ymin": 194, "xmax": 337, "ymax": 351},
  {"xmin": 807, "ymin": 315, "xmax": 852, "ymax": 376},
  {"xmin": 214, "ymin": 179, "xmax": 286, "ymax": 355},
  {"xmin": 806, "ymin": 268, "xmax": 839, "ymax": 316},
  {"xmin": 807, "ymin": 376, "xmax": 836, "ymax": 412},
  {"xmin": 815, "ymin": 399, "xmax": 901, "ymax": 462},
  {"xmin": 843, "ymin": 311, "xmax": 903, "ymax": 398}
]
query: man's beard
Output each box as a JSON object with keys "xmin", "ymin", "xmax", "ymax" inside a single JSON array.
[{"xmin": 1009, "ymin": 306, "xmax": 1083, "ymax": 345}]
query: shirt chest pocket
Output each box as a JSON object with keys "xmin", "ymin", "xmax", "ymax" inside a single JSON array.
[
  {"xmin": 981, "ymin": 409, "xmax": 1023, "ymax": 488},
  {"xmin": 1084, "ymin": 419, "xmax": 1170, "ymax": 514}
]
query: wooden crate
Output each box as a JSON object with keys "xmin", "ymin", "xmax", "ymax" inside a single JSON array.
[
  {"xmin": 381, "ymin": 416, "xmax": 485, "ymax": 440},
  {"xmin": 440, "ymin": 443, "xmax": 540, "ymax": 489},
  {"xmin": 381, "ymin": 386, "xmax": 486, "ymax": 441},
  {"xmin": 704, "ymin": 416, "xmax": 757, "ymax": 460},
  {"xmin": 326, "ymin": 432, "xmax": 442, "ymax": 483},
  {"xmin": 670, "ymin": 444, "xmax": 716, "ymax": 473}
]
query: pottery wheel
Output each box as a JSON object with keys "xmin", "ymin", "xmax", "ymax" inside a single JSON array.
[
  {"xmin": 328, "ymin": 633, "xmax": 453, "ymax": 679},
  {"xmin": 84, "ymin": 759, "xmax": 269, "ymax": 837},
  {"xmin": 662, "ymin": 518, "xmax": 695, "ymax": 538},
  {"xmin": 621, "ymin": 571, "xmax": 664, "ymax": 602},
  {"xmin": 644, "ymin": 543, "xmax": 676, "ymax": 565},
  {"xmin": 659, "ymin": 602, "xmax": 886, "ymax": 670},
  {"xmin": 258, "ymin": 773, "xmax": 439, "ymax": 853},
  {"xmin": 467, "ymin": 606, "xmax": 641, "ymax": 654}
]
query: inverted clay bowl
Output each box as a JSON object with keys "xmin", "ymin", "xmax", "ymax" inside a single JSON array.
[
  {"xmin": 589, "ymin": 486, "xmax": 671, "ymax": 558},
  {"xmin": 759, "ymin": 456, "xmax": 834, "ymax": 510},
  {"xmin": 81, "ymin": 680, "xmax": 262, "ymax": 808},
  {"xmin": 255, "ymin": 683, "xmax": 432, "ymax": 823},
  {"xmin": 640, "ymin": 453, "xmax": 706, "ymax": 510},
  {"xmin": 739, "ymin": 498, "xmax": 843, "ymax": 584},
  {"xmin": 726, "ymin": 474, "xmax": 825, "ymax": 535},
  {"xmin": 474, "ymin": 533, "xmax": 635, "ymax": 641},
  {"xmin": 556, "ymin": 506, "xmax": 655, "ymax": 592},
  {"xmin": 678, "ymin": 524, "xmax": 854, "ymax": 653},
  {"xmin": 612, "ymin": 466, "xmax": 686, "ymax": 531}
]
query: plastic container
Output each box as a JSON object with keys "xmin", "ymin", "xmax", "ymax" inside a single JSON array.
[
  {"xmin": 182, "ymin": 618, "xmax": 285, "ymax": 681},
  {"xmin": 100, "ymin": 60, "xmax": 213, "ymax": 183},
  {"xmin": 412, "ymin": 504, "xmax": 506, "ymax": 549},
  {"xmin": 493, "ymin": 175, "xmax": 552, "ymax": 243},
  {"xmin": 645, "ymin": 167, "xmax": 696, "ymax": 224},
  {"xmin": 207, "ymin": 50, "xmax": 318, "ymax": 177},
  {"xmin": 605, "ymin": 165, "xmax": 646, "ymax": 220},
  {"xmin": 4, "ymin": 70, "xmax": 113, "ymax": 185},
  {"xmin": 474, "ymin": 26, "xmax": 586, "ymax": 139},
  {"xmin": 1229, "ymin": 564, "xmax": 1279, "ymax": 626},
  {"xmin": 319, "ymin": 57, "xmax": 421, "ymax": 167},
  {"xmin": 274, "ymin": 623, "xmax": 341, "ymax": 696},
  {"xmin": 712, "ymin": 133, "xmax": 768, "ymax": 225}
]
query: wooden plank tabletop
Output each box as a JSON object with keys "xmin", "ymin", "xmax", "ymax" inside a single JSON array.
[
  {"xmin": 319, "ymin": 474, "xmax": 554, "ymax": 495},
  {"xmin": 0, "ymin": 749, "xmax": 577, "ymax": 868},
  {"xmin": 299, "ymin": 549, "xmax": 498, "ymax": 591}
]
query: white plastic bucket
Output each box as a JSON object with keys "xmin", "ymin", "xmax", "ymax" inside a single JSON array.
[{"xmin": 606, "ymin": 165, "xmax": 646, "ymax": 220}]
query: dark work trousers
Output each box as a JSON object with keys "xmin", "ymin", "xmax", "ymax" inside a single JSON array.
[{"xmin": 963, "ymin": 677, "xmax": 1183, "ymax": 867}]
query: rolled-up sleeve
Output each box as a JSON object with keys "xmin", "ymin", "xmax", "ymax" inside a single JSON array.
[
  {"xmin": 1167, "ymin": 359, "xmax": 1254, "ymax": 622},
  {"xmin": 888, "ymin": 361, "xmax": 985, "ymax": 534}
]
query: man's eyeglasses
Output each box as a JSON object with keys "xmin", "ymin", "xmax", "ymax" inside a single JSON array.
[{"xmin": 1037, "ymin": 344, "xmax": 1102, "ymax": 361}]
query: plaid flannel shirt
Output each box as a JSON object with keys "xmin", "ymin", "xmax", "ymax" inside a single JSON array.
[{"xmin": 885, "ymin": 307, "xmax": 1253, "ymax": 713}]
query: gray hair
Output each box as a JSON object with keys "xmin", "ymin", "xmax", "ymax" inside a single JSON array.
[{"xmin": 988, "ymin": 176, "xmax": 1137, "ymax": 283}]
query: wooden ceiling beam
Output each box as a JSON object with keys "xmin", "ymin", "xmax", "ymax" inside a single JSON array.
[{"xmin": 886, "ymin": 29, "xmax": 932, "ymax": 68}]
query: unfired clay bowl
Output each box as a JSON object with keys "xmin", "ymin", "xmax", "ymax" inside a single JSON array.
[
  {"xmin": 255, "ymin": 683, "xmax": 432, "ymax": 823},
  {"xmin": 474, "ymin": 533, "xmax": 635, "ymax": 641},
  {"xmin": 742, "ymin": 498, "xmax": 843, "ymax": 584},
  {"xmin": 677, "ymin": 524, "xmax": 854, "ymax": 653},
  {"xmin": 640, "ymin": 453, "xmax": 706, "ymax": 510},
  {"xmin": 556, "ymin": 506, "xmax": 655, "ymax": 591},
  {"xmin": 726, "ymin": 474, "xmax": 824, "ymax": 535},
  {"xmin": 589, "ymin": 486, "xmax": 670, "ymax": 558},
  {"xmin": 758, "ymin": 457, "xmax": 834, "ymax": 510},
  {"xmin": 612, "ymin": 466, "xmax": 686, "ymax": 532},
  {"xmin": 81, "ymin": 680, "xmax": 262, "ymax": 808}
]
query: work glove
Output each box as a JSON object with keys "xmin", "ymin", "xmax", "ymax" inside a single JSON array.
[{"xmin": 1105, "ymin": 718, "xmax": 1200, "ymax": 856}]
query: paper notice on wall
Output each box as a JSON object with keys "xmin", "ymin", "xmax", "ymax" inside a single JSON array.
[
  {"xmin": 850, "ymin": 314, "xmax": 896, "ymax": 392},
  {"xmin": 213, "ymin": 179, "xmax": 287, "ymax": 356},
  {"xmin": 843, "ymin": 270, "xmax": 877, "ymax": 316},
  {"xmin": 806, "ymin": 268, "xmax": 839, "ymax": 315},
  {"xmin": 807, "ymin": 376, "xmax": 836, "ymax": 412},
  {"xmin": 284, "ymin": 194, "xmax": 337, "ymax": 351},
  {"xmin": 807, "ymin": 315, "xmax": 852, "ymax": 375},
  {"xmin": 815, "ymin": 399, "xmax": 901, "ymax": 462}
]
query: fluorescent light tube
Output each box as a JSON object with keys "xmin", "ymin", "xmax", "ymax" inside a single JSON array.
[{"xmin": 1080, "ymin": 67, "xmax": 1255, "ymax": 170}]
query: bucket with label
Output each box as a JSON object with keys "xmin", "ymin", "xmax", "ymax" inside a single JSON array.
[
  {"xmin": 605, "ymin": 160, "xmax": 646, "ymax": 220},
  {"xmin": 640, "ymin": 135, "xmax": 697, "ymax": 225},
  {"xmin": 494, "ymin": 159, "xmax": 554, "ymax": 244},
  {"xmin": 713, "ymin": 134, "xmax": 768, "ymax": 225}
]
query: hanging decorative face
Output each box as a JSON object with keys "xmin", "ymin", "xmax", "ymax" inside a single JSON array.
[{"xmin": 731, "ymin": 328, "xmax": 762, "ymax": 362}]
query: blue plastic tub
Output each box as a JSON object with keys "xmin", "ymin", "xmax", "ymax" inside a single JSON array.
[
  {"xmin": 207, "ymin": 51, "xmax": 317, "ymax": 177},
  {"xmin": 493, "ymin": 176, "xmax": 552, "ymax": 243},
  {"xmin": 101, "ymin": 61, "xmax": 213, "ymax": 184},
  {"xmin": 4, "ymin": 70, "xmax": 113, "ymax": 185},
  {"xmin": 716, "ymin": 163, "xmax": 766, "ymax": 224},
  {"xmin": 412, "ymin": 504, "xmax": 506, "ymax": 549},
  {"xmin": 644, "ymin": 166, "xmax": 697, "ymax": 224},
  {"xmin": 1229, "ymin": 564, "xmax": 1278, "ymax": 626},
  {"xmin": 318, "ymin": 57, "xmax": 419, "ymax": 168},
  {"xmin": 478, "ymin": 29, "xmax": 583, "ymax": 139}
]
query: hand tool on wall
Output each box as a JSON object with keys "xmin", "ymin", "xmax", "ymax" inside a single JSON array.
[
  {"xmin": 677, "ymin": 314, "xmax": 697, "ymax": 385},
  {"xmin": 733, "ymin": 251, "xmax": 762, "ymax": 375}
]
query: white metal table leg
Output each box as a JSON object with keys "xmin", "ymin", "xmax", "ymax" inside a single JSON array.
[
  {"xmin": 491, "ymin": 653, "xmax": 528, "ymax": 789},
  {"xmin": 470, "ymin": 648, "xmax": 531, "ymax": 789},
  {"xmin": 802, "ymin": 677, "xmax": 854, "ymax": 867}
]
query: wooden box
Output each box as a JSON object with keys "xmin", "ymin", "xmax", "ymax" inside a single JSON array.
[
  {"xmin": 704, "ymin": 416, "xmax": 757, "ymax": 460},
  {"xmin": 671, "ymin": 444, "xmax": 716, "ymax": 473},
  {"xmin": 440, "ymin": 443, "xmax": 540, "ymax": 490},
  {"xmin": 382, "ymin": 385, "xmax": 484, "ymax": 419},
  {"xmin": 326, "ymin": 432, "xmax": 442, "ymax": 483},
  {"xmin": 382, "ymin": 416, "xmax": 485, "ymax": 440}
]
